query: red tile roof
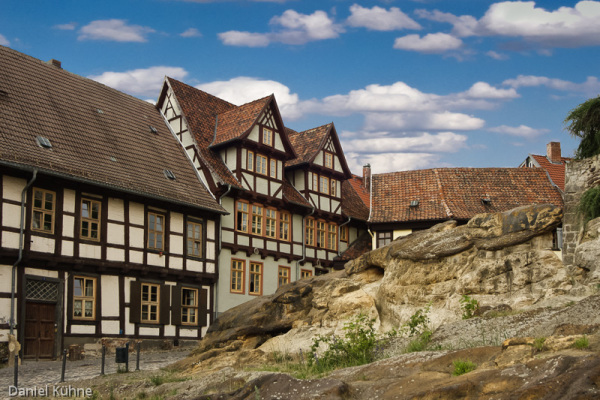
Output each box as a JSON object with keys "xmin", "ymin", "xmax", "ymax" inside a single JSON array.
[
  {"xmin": 342, "ymin": 176, "xmax": 370, "ymax": 221},
  {"xmin": 528, "ymin": 154, "xmax": 571, "ymax": 191},
  {"xmin": 212, "ymin": 96, "xmax": 271, "ymax": 147},
  {"xmin": 282, "ymin": 181, "xmax": 311, "ymax": 207},
  {"xmin": 334, "ymin": 232, "xmax": 372, "ymax": 263},
  {"xmin": 0, "ymin": 46, "xmax": 224, "ymax": 214},
  {"xmin": 286, "ymin": 124, "xmax": 331, "ymax": 167},
  {"xmin": 370, "ymin": 168, "xmax": 563, "ymax": 223},
  {"xmin": 165, "ymin": 78, "xmax": 240, "ymax": 187}
]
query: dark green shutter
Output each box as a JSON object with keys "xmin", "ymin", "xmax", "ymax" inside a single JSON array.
[
  {"xmin": 171, "ymin": 285, "xmax": 182, "ymax": 326},
  {"xmin": 129, "ymin": 281, "xmax": 141, "ymax": 324}
]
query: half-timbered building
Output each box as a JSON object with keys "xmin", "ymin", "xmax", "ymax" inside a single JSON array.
[
  {"xmin": 0, "ymin": 46, "xmax": 225, "ymax": 359},
  {"xmin": 156, "ymin": 78, "xmax": 367, "ymax": 314}
]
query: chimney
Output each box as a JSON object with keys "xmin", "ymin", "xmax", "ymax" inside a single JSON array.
[
  {"xmin": 363, "ymin": 164, "xmax": 371, "ymax": 192},
  {"xmin": 46, "ymin": 59, "xmax": 62, "ymax": 69},
  {"xmin": 547, "ymin": 142, "xmax": 561, "ymax": 163}
]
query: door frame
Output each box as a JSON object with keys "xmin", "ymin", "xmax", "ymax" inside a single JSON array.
[{"xmin": 20, "ymin": 274, "xmax": 63, "ymax": 360}]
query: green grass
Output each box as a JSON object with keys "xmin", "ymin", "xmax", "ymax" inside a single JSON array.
[
  {"xmin": 533, "ymin": 337, "xmax": 546, "ymax": 352},
  {"xmin": 452, "ymin": 360, "xmax": 477, "ymax": 376},
  {"xmin": 573, "ymin": 336, "xmax": 590, "ymax": 349}
]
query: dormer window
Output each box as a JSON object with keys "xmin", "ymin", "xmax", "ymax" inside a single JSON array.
[
  {"xmin": 324, "ymin": 152, "xmax": 333, "ymax": 169},
  {"xmin": 263, "ymin": 128, "xmax": 273, "ymax": 146},
  {"xmin": 481, "ymin": 197, "xmax": 492, "ymax": 205}
]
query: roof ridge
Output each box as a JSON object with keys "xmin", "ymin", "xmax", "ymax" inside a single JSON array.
[{"xmin": 166, "ymin": 77, "xmax": 237, "ymax": 108}]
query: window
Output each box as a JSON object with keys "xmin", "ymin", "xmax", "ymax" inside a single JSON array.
[
  {"xmin": 231, "ymin": 260, "xmax": 245, "ymax": 294},
  {"xmin": 265, "ymin": 209, "xmax": 277, "ymax": 238},
  {"xmin": 256, "ymin": 154, "xmax": 268, "ymax": 175},
  {"xmin": 32, "ymin": 188, "xmax": 55, "ymax": 233},
  {"xmin": 251, "ymin": 205, "xmax": 263, "ymax": 235},
  {"xmin": 270, "ymin": 159, "xmax": 277, "ymax": 178},
  {"xmin": 249, "ymin": 262, "xmax": 263, "ymax": 295},
  {"xmin": 305, "ymin": 218, "xmax": 315, "ymax": 246},
  {"xmin": 236, "ymin": 202, "xmax": 249, "ymax": 232},
  {"xmin": 147, "ymin": 212, "xmax": 165, "ymax": 250},
  {"xmin": 377, "ymin": 231, "xmax": 393, "ymax": 249},
  {"xmin": 278, "ymin": 266, "xmax": 290, "ymax": 287},
  {"xmin": 263, "ymin": 128, "xmax": 273, "ymax": 146},
  {"xmin": 247, "ymin": 151, "xmax": 254, "ymax": 171},
  {"xmin": 141, "ymin": 283, "xmax": 160, "ymax": 323},
  {"xmin": 301, "ymin": 269, "xmax": 312, "ymax": 279},
  {"xmin": 187, "ymin": 220, "xmax": 203, "ymax": 258},
  {"xmin": 320, "ymin": 176, "xmax": 329, "ymax": 195},
  {"xmin": 279, "ymin": 212, "xmax": 290, "ymax": 241},
  {"xmin": 340, "ymin": 225, "xmax": 348, "ymax": 242},
  {"xmin": 330, "ymin": 179, "xmax": 337, "ymax": 197},
  {"xmin": 181, "ymin": 288, "xmax": 198, "ymax": 325},
  {"xmin": 317, "ymin": 220, "xmax": 327, "ymax": 248},
  {"xmin": 324, "ymin": 152, "xmax": 333, "ymax": 169},
  {"xmin": 80, "ymin": 198, "xmax": 101, "ymax": 241},
  {"xmin": 73, "ymin": 276, "xmax": 96, "ymax": 320},
  {"xmin": 328, "ymin": 223, "xmax": 337, "ymax": 251},
  {"xmin": 312, "ymin": 173, "xmax": 318, "ymax": 191}
]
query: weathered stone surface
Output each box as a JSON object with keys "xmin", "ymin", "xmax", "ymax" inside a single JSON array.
[{"xmin": 574, "ymin": 217, "xmax": 600, "ymax": 283}]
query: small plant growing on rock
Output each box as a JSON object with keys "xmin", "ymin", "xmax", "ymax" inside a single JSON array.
[
  {"xmin": 452, "ymin": 359, "xmax": 477, "ymax": 376},
  {"xmin": 460, "ymin": 295, "xmax": 479, "ymax": 319},
  {"xmin": 403, "ymin": 303, "xmax": 433, "ymax": 353},
  {"xmin": 574, "ymin": 335, "xmax": 590, "ymax": 349},
  {"xmin": 533, "ymin": 337, "xmax": 546, "ymax": 352}
]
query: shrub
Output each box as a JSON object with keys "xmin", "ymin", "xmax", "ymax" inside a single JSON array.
[
  {"xmin": 579, "ymin": 186, "xmax": 600, "ymax": 222},
  {"xmin": 533, "ymin": 337, "xmax": 546, "ymax": 352},
  {"xmin": 574, "ymin": 336, "xmax": 590, "ymax": 349},
  {"xmin": 460, "ymin": 295, "xmax": 479, "ymax": 319},
  {"xmin": 405, "ymin": 303, "xmax": 431, "ymax": 336},
  {"xmin": 452, "ymin": 359, "xmax": 477, "ymax": 376}
]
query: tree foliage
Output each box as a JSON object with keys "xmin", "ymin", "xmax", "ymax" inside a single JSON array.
[{"xmin": 564, "ymin": 96, "xmax": 600, "ymax": 159}]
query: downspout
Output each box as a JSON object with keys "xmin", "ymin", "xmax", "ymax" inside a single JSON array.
[
  {"xmin": 338, "ymin": 216, "xmax": 352, "ymax": 256},
  {"xmin": 297, "ymin": 207, "xmax": 315, "ymax": 280},
  {"xmin": 11, "ymin": 169, "xmax": 38, "ymax": 335},
  {"xmin": 214, "ymin": 184, "xmax": 232, "ymax": 319},
  {"xmin": 367, "ymin": 171, "xmax": 374, "ymax": 247}
]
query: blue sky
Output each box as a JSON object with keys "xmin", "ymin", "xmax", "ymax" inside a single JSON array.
[{"xmin": 2, "ymin": 0, "xmax": 598, "ymax": 174}]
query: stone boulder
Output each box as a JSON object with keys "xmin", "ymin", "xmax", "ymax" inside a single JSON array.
[{"xmin": 574, "ymin": 216, "xmax": 600, "ymax": 283}]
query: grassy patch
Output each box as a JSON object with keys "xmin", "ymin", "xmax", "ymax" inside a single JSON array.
[
  {"xmin": 533, "ymin": 337, "xmax": 546, "ymax": 352},
  {"xmin": 574, "ymin": 336, "xmax": 590, "ymax": 350},
  {"xmin": 452, "ymin": 360, "xmax": 477, "ymax": 376},
  {"xmin": 148, "ymin": 373, "xmax": 189, "ymax": 386}
]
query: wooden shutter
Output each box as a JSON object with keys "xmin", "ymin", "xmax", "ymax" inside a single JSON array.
[
  {"xmin": 159, "ymin": 284, "xmax": 171, "ymax": 325},
  {"xmin": 199, "ymin": 288, "xmax": 208, "ymax": 327},
  {"xmin": 129, "ymin": 281, "xmax": 141, "ymax": 324},
  {"xmin": 171, "ymin": 285, "xmax": 182, "ymax": 326}
]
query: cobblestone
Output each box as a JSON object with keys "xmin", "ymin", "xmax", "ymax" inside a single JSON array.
[{"xmin": 0, "ymin": 348, "xmax": 191, "ymax": 399}]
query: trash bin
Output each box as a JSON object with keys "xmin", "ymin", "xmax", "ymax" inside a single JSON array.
[{"xmin": 115, "ymin": 347, "xmax": 128, "ymax": 364}]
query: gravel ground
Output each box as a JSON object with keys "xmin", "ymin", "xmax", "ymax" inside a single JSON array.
[{"xmin": 0, "ymin": 347, "xmax": 192, "ymax": 399}]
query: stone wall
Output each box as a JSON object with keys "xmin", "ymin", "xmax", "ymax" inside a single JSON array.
[{"xmin": 563, "ymin": 154, "xmax": 600, "ymax": 268}]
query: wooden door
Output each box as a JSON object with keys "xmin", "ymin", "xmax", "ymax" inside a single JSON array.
[{"xmin": 24, "ymin": 302, "xmax": 56, "ymax": 360}]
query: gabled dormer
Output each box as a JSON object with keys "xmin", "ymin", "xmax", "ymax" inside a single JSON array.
[
  {"xmin": 286, "ymin": 123, "xmax": 352, "ymax": 215},
  {"xmin": 209, "ymin": 95, "xmax": 296, "ymax": 198}
]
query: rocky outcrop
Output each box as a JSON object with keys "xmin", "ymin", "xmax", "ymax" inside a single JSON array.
[
  {"xmin": 574, "ymin": 217, "xmax": 600, "ymax": 283},
  {"xmin": 197, "ymin": 204, "xmax": 590, "ymax": 357}
]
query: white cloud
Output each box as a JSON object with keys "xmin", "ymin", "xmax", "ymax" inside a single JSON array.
[
  {"xmin": 219, "ymin": 9, "xmax": 342, "ymax": 46},
  {"xmin": 0, "ymin": 34, "xmax": 9, "ymax": 46},
  {"xmin": 343, "ymin": 132, "xmax": 467, "ymax": 153},
  {"xmin": 364, "ymin": 111, "xmax": 484, "ymax": 131},
  {"xmin": 488, "ymin": 124, "xmax": 549, "ymax": 139},
  {"xmin": 503, "ymin": 75, "xmax": 600, "ymax": 96},
  {"xmin": 346, "ymin": 4, "xmax": 421, "ymax": 31},
  {"xmin": 197, "ymin": 77, "xmax": 302, "ymax": 119},
  {"xmin": 78, "ymin": 19, "xmax": 155, "ymax": 42},
  {"xmin": 464, "ymin": 82, "xmax": 519, "ymax": 99},
  {"xmin": 418, "ymin": 1, "xmax": 600, "ymax": 49},
  {"xmin": 180, "ymin": 28, "xmax": 202, "ymax": 38},
  {"xmin": 54, "ymin": 23, "xmax": 77, "ymax": 30},
  {"xmin": 89, "ymin": 66, "xmax": 188, "ymax": 97},
  {"xmin": 393, "ymin": 32, "xmax": 462, "ymax": 53},
  {"xmin": 346, "ymin": 152, "xmax": 442, "ymax": 174},
  {"xmin": 486, "ymin": 50, "xmax": 508, "ymax": 60}
]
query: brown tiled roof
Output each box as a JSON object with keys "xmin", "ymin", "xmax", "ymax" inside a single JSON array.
[
  {"xmin": 282, "ymin": 180, "xmax": 311, "ymax": 207},
  {"xmin": 165, "ymin": 78, "xmax": 240, "ymax": 187},
  {"xmin": 0, "ymin": 46, "xmax": 224, "ymax": 213},
  {"xmin": 212, "ymin": 96, "xmax": 271, "ymax": 147},
  {"xmin": 334, "ymin": 232, "xmax": 372, "ymax": 263},
  {"xmin": 371, "ymin": 168, "xmax": 563, "ymax": 223},
  {"xmin": 341, "ymin": 177, "xmax": 369, "ymax": 221},
  {"xmin": 286, "ymin": 124, "xmax": 331, "ymax": 167},
  {"xmin": 529, "ymin": 154, "xmax": 571, "ymax": 191},
  {"xmin": 348, "ymin": 175, "xmax": 370, "ymax": 208}
]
